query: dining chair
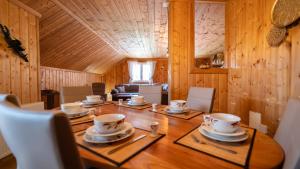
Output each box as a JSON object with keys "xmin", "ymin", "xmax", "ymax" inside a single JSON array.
[
  {"xmin": 186, "ymin": 87, "xmax": 215, "ymax": 113},
  {"xmin": 92, "ymin": 83, "xmax": 106, "ymax": 100},
  {"xmin": 139, "ymin": 85, "xmax": 162, "ymax": 104},
  {"xmin": 60, "ymin": 86, "xmax": 93, "ymax": 104},
  {"xmin": 274, "ymin": 98, "xmax": 300, "ymax": 169},
  {"xmin": 0, "ymin": 94, "xmax": 84, "ymax": 169}
]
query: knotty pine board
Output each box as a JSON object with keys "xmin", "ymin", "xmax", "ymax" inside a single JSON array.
[
  {"xmin": 0, "ymin": 0, "xmax": 40, "ymax": 104},
  {"xmin": 40, "ymin": 66, "xmax": 104, "ymax": 92}
]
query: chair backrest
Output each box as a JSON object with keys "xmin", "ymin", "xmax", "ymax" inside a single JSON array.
[
  {"xmin": 139, "ymin": 85, "xmax": 162, "ymax": 104},
  {"xmin": 60, "ymin": 86, "xmax": 93, "ymax": 104},
  {"xmin": 186, "ymin": 87, "xmax": 215, "ymax": 113},
  {"xmin": 0, "ymin": 95, "xmax": 83, "ymax": 169},
  {"xmin": 92, "ymin": 83, "xmax": 106, "ymax": 95},
  {"xmin": 274, "ymin": 98, "xmax": 300, "ymax": 169},
  {"xmin": 21, "ymin": 102, "xmax": 45, "ymax": 111}
]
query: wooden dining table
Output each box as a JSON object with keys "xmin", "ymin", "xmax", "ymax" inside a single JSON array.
[{"xmin": 71, "ymin": 104, "xmax": 284, "ymax": 169}]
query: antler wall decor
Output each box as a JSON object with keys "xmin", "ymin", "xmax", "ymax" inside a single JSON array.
[
  {"xmin": 0, "ymin": 23, "xmax": 29, "ymax": 62},
  {"xmin": 267, "ymin": 0, "xmax": 300, "ymax": 47}
]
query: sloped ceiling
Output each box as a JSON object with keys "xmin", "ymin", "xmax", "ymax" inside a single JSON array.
[
  {"xmin": 195, "ymin": 2, "xmax": 225, "ymax": 58},
  {"xmin": 20, "ymin": 0, "xmax": 124, "ymax": 74}
]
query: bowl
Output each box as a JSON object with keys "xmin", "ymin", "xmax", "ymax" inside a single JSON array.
[
  {"xmin": 208, "ymin": 113, "xmax": 241, "ymax": 133},
  {"xmin": 61, "ymin": 102, "xmax": 81, "ymax": 112},
  {"xmin": 86, "ymin": 95, "xmax": 101, "ymax": 103},
  {"xmin": 94, "ymin": 114, "xmax": 126, "ymax": 134}
]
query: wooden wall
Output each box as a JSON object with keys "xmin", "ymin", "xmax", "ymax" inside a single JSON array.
[
  {"xmin": 40, "ymin": 66, "xmax": 104, "ymax": 92},
  {"xmin": 105, "ymin": 58, "xmax": 168, "ymax": 93},
  {"xmin": 168, "ymin": 0, "xmax": 228, "ymax": 113},
  {"xmin": 0, "ymin": 0, "xmax": 40, "ymax": 104},
  {"xmin": 226, "ymin": 0, "xmax": 300, "ymax": 135}
]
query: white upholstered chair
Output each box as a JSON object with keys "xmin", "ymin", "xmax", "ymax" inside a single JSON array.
[
  {"xmin": 60, "ymin": 86, "xmax": 93, "ymax": 104},
  {"xmin": 0, "ymin": 94, "xmax": 84, "ymax": 169},
  {"xmin": 274, "ymin": 98, "xmax": 300, "ymax": 169},
  {"xmin": 186, "ymin": 87, "xmax": 215, "ymax": 113},
  {"xmin": 139, "ymin": 85, "xmax": 162, "ymax": 104},
  {"xmin": 21, "ymin": 102, "xmax": 44, "ymax": 111}
]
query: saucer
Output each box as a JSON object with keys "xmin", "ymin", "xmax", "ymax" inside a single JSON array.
[
  {"xmin": 198, "ymin": 127, "xmax": 249, "ymax": 143},
  {"xmin": 200, "ymin": 123, "xmax": 246, "ymax": 137},
  {"xmin": 86, "ymin": 122, "xmax": 133, "ymax": 137},
  {"xmin": 62, "ymin": 108, "xmax": 89, "ymax": 119},
  {"xmin": 84, "ymin": 124, "xmax": 135, "ymax": 143},
  {"xmin": 165, "ymin": 106, "xmax": 189, "ymax": 114}
]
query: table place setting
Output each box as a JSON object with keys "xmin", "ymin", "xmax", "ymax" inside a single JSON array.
[
  {"xmin": 82, "ymin": 95, "xmax": 113, "ymax": 108},
  {"xmin": 149, "ymin": 100, "xmax": 203, "ymax": 120},
  {"xmin": 73, "ymin": 113, "xmax": 165, "ymax": 166},
  {"xmin": 114, "ymin": 96, "xmax": 152, "ymax": 110},
  {"xmin": 174, "ymin": 113, "xmax": 256, "ymax": 167}
]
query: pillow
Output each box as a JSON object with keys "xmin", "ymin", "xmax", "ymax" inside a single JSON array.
[
  {"xmin": 111, "ymin": 89, "xmax": 119, "ymax": 94},
  {"xmin": 117, "ymin": 86, "xmax": 125, "ymax": 93}
]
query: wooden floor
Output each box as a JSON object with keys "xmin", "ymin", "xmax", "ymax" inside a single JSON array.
[{"xmin": 0, "ymin": 155, "xmax": 16, "ymax": 169}]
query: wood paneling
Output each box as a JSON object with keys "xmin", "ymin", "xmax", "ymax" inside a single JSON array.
[
  {"xmin": 40, "ymin": 66, "xmax": 104, "ymax": 92},
  {"xmin": 0, "ymin": 0, "xmax": 40, "ymax": 104},
  {"xmin": 20, "ymin": 0, "xmax": 123, "ymax": 74},
  {"xmin": 168, "ymin": 0, "xmax": 227, "ymax": 113},
  {"xmin": 226, "ymin": 0, "xmax": 299, "ymax": 135},
  {"xmin": 105, "ymin": 58, "xmax": 168, "ymax": 93},
  {"xmin": 52, "ymin": 0, "xmax": 168, "ymax": 58}
]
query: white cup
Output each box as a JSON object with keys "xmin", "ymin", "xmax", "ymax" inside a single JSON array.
[
  {"xmin": 118, "ymin": 99, "xmax": 123, "ymax": 105},
  {"xmin": 94, "ymin": 114, "xmax": 125, "ymax": 134},
  {"xmin": 86, "ymin": 95, "xmax": 101, "ymax": 103},
  {"xmin": 203, "ymin": 113, "xmax": 241, "ymax": 133},
  {"xmin": 150, "ymin": 121, "xmax": 159, "ymax": 137},
  {"xmin": 169, "ymin": 100, "xmax": 186, "ymax": 111},
  {"xmin": 131, "ymin": 96, "xmax": 144, "ymax": 104},
  {"xmin": 152, "ymin": 103, "xmax": 158, "ymax": 111}
]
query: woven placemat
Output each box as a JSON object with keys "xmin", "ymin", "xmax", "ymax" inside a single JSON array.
[
  {"xmin": 74, "ymin": 128, "xmax": 165, "ymax": 166},
  {"xmin": 113, "ymin": 101, "xmax": 152, "ymax": 110},
  {"xmin": 174, "ymin": 125, "xmax": 256, "ymax": 167},
  {"xmin": 149, "ymin": 106, "xmax": 203, "ymax": 120}
]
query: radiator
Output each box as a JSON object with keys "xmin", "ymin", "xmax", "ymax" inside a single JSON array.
[{"xmin": 0, "ymin": 132, "xmax": 10, "ymax": 159}]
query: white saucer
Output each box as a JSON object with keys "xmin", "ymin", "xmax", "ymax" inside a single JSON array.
[
  {"xmin": 200, "ymin": 123, "xmax": 246, "ymax": 137},
  {"xmin": 199, "ymin": 127, "xmax": 249, "ymax": 143},
  {"xmin": 165, "ymin": 106, "xmax": 189, "ymax": 114},
  {"xmin": 127, "ymin": 101, "xmax": 147, "ymax": 106},
  {"xmin": 62, "ymin": 108, "xmax": 89, "ymax": 119},
  {"xmin": 84, "ymin": 126, "xmax": 135, "ymax": 143}
]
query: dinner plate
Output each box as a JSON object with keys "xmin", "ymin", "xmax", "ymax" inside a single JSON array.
[
  {"xmin": 165, "ymin": 106, "xmax": 189, "ymax": 114},
  {"xmin": 198, "ymin": 127, "xmax": 249, "ymax": 143},
  {"xmin": 200, "ymin": 123, "xmax": 246, "ymax": 137},
  {"xmin": 127, "ymin": 101, "xmax": 147, "ymax": 106},
  {"xmin": 83, "ymin": 127, "xmax": 135, "ymax": 144},
  {"xmin": 62, "ymin": 108, "xmax": 89, "ymax": 119}
]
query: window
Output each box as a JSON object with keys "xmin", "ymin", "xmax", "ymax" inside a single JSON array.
[{"xmin": 128, "ymin": 61, "xmax": 156, "ymax": 83}]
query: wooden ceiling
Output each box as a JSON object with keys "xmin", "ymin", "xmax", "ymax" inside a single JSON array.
[
  {"xmin": 195, "ymin": 2, "xmax": 225, "ymax": 58},
  {"xmin": 20, "ymin": 0, "xmax": 123, "ymax": 74},
  {"xmin": 52, "ymin": 0, "xmax": 169, "ymax": 58}
]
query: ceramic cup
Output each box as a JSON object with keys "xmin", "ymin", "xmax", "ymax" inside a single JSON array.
[
  {"xmin": 150, "ymin": 121, "xmax": 159, "ymax": 137},
  {"xmin": 169, "ymin": 100, "xmax": 187, "ymax": 111},
  {"xmin": 86, "ymin": 95, "xmax": 101, "ymax": 103},
  {"xmin": 131, "ymin": 96, "xmax": 144, "ymax": 104},
  {"xmin": 203, "ymin": 113, "xmax": 241, "ymax": 133},
  {"xmin": 118, "ymin": 99, "xmax": 123, "ymax": 105},
  {"xmin": 94, "ymin": 114, "xmax": 125, "ymax": 134},
  {"xmin": 60, "ymin": 102, "xmax": 82, "ymax": 113},
  {"xmin": 152, "ymin": 103, "xmax": 158, "ymax": 111}
]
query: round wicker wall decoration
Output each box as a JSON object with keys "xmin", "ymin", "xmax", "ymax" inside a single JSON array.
[{"xmin": 271, "ymin": 0, "xmax": 300, "ymax": 27}]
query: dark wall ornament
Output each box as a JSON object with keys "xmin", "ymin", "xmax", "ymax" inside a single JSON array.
[{"xmin": 0, "ymin": 23, "xmax": 29, "ymax": 62}]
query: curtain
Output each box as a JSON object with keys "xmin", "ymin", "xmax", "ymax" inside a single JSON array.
[
  {"xmin": 128, "ymin": 61, "xmax": 140, "ymax": 83},
  {"xmin": 144, "ymin": 61, "xmax": 156, "ymax": 83}
]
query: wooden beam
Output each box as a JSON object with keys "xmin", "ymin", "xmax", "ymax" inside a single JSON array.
[{"xmin": 9, "ymin": 0, "xmax": 41, "ymax": 18}]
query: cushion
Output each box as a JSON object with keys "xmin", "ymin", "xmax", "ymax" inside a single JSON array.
[{"xmin": 117, "ymin": 86, "xmax": 125, "ymax": 93}]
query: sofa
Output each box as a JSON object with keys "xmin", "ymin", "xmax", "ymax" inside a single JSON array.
[{"xmin": 111, "ymin": 84, "xmax": 139, "ymax": 101}]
